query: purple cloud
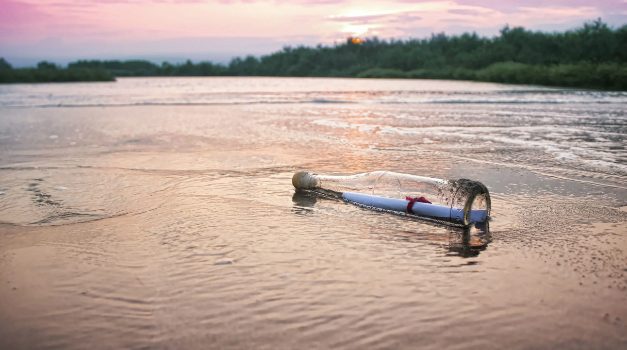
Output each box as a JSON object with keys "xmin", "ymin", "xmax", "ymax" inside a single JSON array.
[
  {"xmin": 397, "ymin": 0, "xmax": 627, "ymax": 13},
  {"xmin": 447, "ymin": 8, "xmax": 484, "ymax": 16},
  {"xmin": 0, "ymin": 0, "xmax": 48, "ymax": 32},
  {"xmin": 219, "ymin": 0, "xmax": 347, "ymax": 4},
  {"xmin": 328, "ymin": 11, "xmax": 422, "ymax": 26},
  {"xmin": 328, "ymin": 13, "xmax": 393, "ymax": 23}
]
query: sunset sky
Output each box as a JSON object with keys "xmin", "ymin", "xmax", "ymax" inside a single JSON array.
[{"xmin": 1, "ymin": 0, "xmax": 626, "ymax": 66}]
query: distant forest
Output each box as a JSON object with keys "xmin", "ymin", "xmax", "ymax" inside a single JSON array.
[{"xmin": 1, "ymin": 19, "xmax": 626, "ymax": 90}]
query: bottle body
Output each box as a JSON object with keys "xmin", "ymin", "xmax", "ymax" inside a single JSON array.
[{"xmin": 292, "ymin": 171, "xmax": 490, "ymax": 226}]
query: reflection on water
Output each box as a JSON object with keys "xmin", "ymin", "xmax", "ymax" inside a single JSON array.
[
  {"xmin": 292, "ymin": 189, "xmax": 319, "ymax": 208},
  {"xmin": 450, "ymin": 222, "xmax": 491, "ymax": 258},
  {"xmin": 0, "ymin": 78, "xmax": 626, "ymax": 350},
  {"xmin": 292, "ymin": 190, "xmax": 492, "ymax": 258}
]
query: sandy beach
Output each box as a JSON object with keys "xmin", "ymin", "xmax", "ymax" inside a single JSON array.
[{"xmin": 1, "ymin": 77, "xmax": 626, "ymax": 349}]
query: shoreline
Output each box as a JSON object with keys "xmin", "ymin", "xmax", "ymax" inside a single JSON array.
[{"xmin": 1, "ymin": 70, "xmax": 626, "ymax": 92}]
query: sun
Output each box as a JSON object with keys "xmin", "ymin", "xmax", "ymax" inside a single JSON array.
[{"xmin": 350, "ymin": 37, "xmax": 364, "ymax": 45}]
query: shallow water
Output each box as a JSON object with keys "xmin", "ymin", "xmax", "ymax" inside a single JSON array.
[{"xmin": 0, "ymin": 77, "xmax": 626, "ymax": 349}]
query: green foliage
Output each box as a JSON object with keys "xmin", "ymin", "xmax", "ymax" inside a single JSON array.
[
  {"xmin": 473, "ymin": 62, "xmax": 627, "ymax": 89},
  {"xmin": 222, "ymin": 18, "xmax": 625, "ymax": 89},
  {"xmin": 357, "ymin": 68, "xmax": 407, "ymax": 78},
  {"xmin": 69, "ymin": 59, "xmax": 162, "ymax": 76},
  {"xmin": 69, "ymin": 59, "xmax": 227, "ymax": 76},
  {"xmin": 1, "ymin": 19, "xmax": 626, "ymax": 89},
  {"xmin": 0, "ymin": 58, "xmax": 13, "ymax": 71},
  {"xmin": 37, "ymin": 61, "xmax": 58, "ymax": 70},
  {"xmin": 0, "ymin": 61, "xmax": 115, "ymax": 83}
]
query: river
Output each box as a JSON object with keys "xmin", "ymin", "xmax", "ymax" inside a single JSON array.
[{"xmin": 1, "ymin": 77, "xmax": 626, "ymax": 349}]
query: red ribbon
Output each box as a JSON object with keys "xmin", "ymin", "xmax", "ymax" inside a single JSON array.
[{"xmin": 405, "ymin": 196, "xmax": 432, "ymax": 213}]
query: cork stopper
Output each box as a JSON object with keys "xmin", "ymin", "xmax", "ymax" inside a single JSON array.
[{"xmin": 292, "ymin": 171, "xmax": 320, "ymax": 189}]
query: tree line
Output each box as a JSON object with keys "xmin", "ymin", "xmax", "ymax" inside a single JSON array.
[
  {"xmin": 1, "ymin": 19, "xmax": 626, "ymax": 89},
  {"xmin": 0, "ymin": 59, "xmax": 114, "ymax": 83}
]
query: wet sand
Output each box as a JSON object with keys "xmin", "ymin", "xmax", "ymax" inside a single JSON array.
[{"xmin": 0, "ymin": 78, "xmax": 626, "ymax": 349}]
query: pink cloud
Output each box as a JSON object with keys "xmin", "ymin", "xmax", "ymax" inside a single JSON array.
[
  {"xmin": 219, "ymin": 0, "xmax": 349, "ymax": 4},
  {"xmin": 397, "ymin": 0, "xmax": 627, "ymax": 12},
  {"xmin": 0, "ymin": 0, "xmax": 47, "ymax": 27},
  {"xmin": 447, "ymin": 8, "xmax": 484, "ymax": 16},
  {"xmin": 328, "ymin": 11, "xmax": 423, "ymax": 27},
  {"xmin": 1, "ymin": 0, "xmax": 626, "ymax": 65},
  {"xmin": 328, "ymin": 13, "xmax": 393, "ymax": 22}
]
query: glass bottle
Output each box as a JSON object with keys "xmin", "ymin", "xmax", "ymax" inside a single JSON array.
[{"xmin": 292, "ymin": 170, "xmax": 490, "ymax": 226}]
